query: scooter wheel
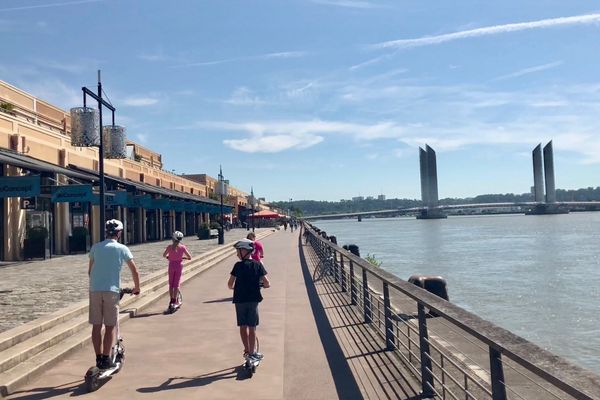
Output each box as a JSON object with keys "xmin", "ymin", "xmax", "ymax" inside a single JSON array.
[{"xmin": 85, "ymin": 368, "xmax": 100, "ymax": 392}]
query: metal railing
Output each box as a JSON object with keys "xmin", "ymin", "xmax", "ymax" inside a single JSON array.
[{"xmin": 303, "ymin": 222, "xmax": 600, "ymax": 400}]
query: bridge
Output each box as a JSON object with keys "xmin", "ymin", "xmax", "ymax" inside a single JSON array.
[
  {"xmin": 306, "ymin": 141, "xmax": 600, "ymax": 221},
  {"xmin": 304, "ymin": 201, "xmax": 600, "ymax": 220},
  {"xmin": 1, "ymin": 226, "xmax": 600, "ymax": 399}
]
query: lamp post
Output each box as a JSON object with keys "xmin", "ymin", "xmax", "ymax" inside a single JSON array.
[
  {"xmin": 289, "ymin": 198, "xmax": 293, "ymax": 218},
  {"xmin": 249, "ymin": 187, "xmax": 256, "ymax": 233},
  {"xmin": 70, "ymin": 70, "xmax": 125, "ymax": 241},
  {"xmin": 217, "ymin": 166, "xmax": 228, "ymax": 245}
]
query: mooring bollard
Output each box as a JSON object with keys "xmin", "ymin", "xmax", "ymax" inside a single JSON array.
[{"xmin": 347, "ymin": 244, "xmax": 360, "ymax": 257}]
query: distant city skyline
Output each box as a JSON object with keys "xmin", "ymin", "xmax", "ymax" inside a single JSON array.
[{"xmin": 2, "ymin": 0, "xmax": 600, "ymax": 201}]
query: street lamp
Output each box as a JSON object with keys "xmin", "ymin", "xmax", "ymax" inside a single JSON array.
[
  {"xmin": 248, "ymin": 187, "xmax": 256, "ymax": 233},
  {"xmin": 289, "ymin": 198, "xmax": 293, "ymax": 218},
  {"xmin": 70, "ymin": 70, "xmax": 126, "ymax": 241},
  {"xmin": 217, "ymin": 165, "xmax": 228, "ymax": 245}
]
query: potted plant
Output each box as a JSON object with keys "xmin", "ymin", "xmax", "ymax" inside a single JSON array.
[
  {"xmin": 196, "ymin": 223, "xmax": 211, "ymax": 240},
  {"xmin": 0, "ymin": 102, "xmax": 15, "ymax": 116},
  {"xmin": 24, "ymin": 226, "xmax": 49, "ymax": 259},
  {"xmin": 69, "ymin": 226, "xmax": 89, "ymax": 253}
]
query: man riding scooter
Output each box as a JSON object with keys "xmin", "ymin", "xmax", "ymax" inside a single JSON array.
[{"xmin": 88, "ymin": 219, "xmax": 140, "ymax": 369}]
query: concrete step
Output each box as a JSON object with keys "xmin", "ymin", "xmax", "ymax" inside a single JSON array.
[
  {"xmin": 0, "ymin": 245, "xmax": 235, "ymax": 373},
  {"xmin": 0, "ymin": 241, "xmax": 233, "ymax": 353},
  {"xmin": 0, "ymin": 230, "xmax": 274, "ymax": 397}
]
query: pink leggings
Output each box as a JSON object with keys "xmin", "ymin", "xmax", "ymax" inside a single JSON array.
[{"xmin": 168, "ymin": 261, "xmax": 183, "ymax": 289}]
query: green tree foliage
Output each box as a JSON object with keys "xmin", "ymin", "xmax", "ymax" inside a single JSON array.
[{"xmin": 274, "ymin": 187, "xmax": 600, "ymax": 216}]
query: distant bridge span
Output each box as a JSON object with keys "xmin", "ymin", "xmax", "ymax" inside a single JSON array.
[{"xmin": 303, "ymin": 201, "xmax": 600, "ymax": 220}]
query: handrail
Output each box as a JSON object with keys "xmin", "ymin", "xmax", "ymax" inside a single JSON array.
[{"xmin": 304, "ymin": 222, "xmax": 600, "ymax": 400}]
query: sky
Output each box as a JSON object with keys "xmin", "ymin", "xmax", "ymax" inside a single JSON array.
[{"xmin": 2, "ymin": 0, "xmax": 600, "ymax": 202}]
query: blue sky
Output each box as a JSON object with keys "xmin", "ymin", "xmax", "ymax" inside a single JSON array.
[{"xmin": 2, "ymin": 0, "xmax": 600, "ymax": 202}]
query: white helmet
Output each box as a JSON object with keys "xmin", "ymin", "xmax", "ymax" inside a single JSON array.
[
  {"xmin": 105, "ymin": 219, "xmax": 124, "ymax": 235},
  {"xmin": 172, "ymin": 231, "xmax": 184, "ymax": 241},
  {"xmin": 234, "ymin": 238, "xmax": 254, "ymax": 251}
]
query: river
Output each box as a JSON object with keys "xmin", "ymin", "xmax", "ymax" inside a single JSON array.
[{"xmin": 313, "ymin": 212, "xmax": 600, "ymax": 373}]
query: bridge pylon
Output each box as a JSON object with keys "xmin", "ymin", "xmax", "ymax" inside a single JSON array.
[
  {"xmin": 528, "ymin": 140, "xmax": 568, "ymax": 215},
  {"xmin": 417, "ymin": 145, "xmax": 447, "ymax": 219}
]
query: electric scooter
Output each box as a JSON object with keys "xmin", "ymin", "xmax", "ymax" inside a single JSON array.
[
  {"xmin": 84, "ymin": 288, "xmax": 134, "ymax": 392},
  {"xmin": 243, "ymin": 336, "xmax": 261, "ymax": 377},
  {"xmin": 165, "ymin": 290, "xmax": 183, "ymax": 314},
  {"xmin": 243, "ymin": 281, "xmax": 267, "ymax": 377}
]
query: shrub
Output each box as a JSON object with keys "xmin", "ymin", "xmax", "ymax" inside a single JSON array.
[
  {"xmin": 27, "ymin": 226, "xmax": 48, "ymax": 241},
  {"xmin": 197, "ymin": 223, "xmax": 211, "ymax": 240},
  {"xmin": 72, "ymin": 226, "xmax": 88, "ymax": 238},
  {"xmin": 365, "ymin": 253, "xmax": 382, "ymax": 268}
]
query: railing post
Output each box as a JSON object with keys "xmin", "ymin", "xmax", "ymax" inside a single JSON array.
[
  {"xmin": 349, "ymin": 260, "xmax": 356, "ymax": 305},
  {"xmin": 489, "ymin": 347, "xmax": 507, "ymax": 400},
  {"xmin": 383, "ymin": 283, "xmax": 395, "ymax": 350},
  {"xmin": 417, "ymin": 303, "xmax": 435, "ymax": 398},
  {"xmin": 362, "ymin": 268, "xmax": 372, "ymax": 323},
  {"xmin": 333, "ymin": 248, "xmax": 339, "ymax": 284},
  {"xmin": 340, "ymin": 255, "xmax": 347, "ymax": 292}
]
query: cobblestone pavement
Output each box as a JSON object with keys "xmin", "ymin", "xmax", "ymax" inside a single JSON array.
[{"xmin": 0, "ymin": 228, "xmax": 270, "ymax": 333}]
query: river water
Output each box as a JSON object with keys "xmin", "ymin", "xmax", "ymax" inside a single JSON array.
[{"xmin": 313, "ymin": 213, "xmax": 600, "ymax": 373}]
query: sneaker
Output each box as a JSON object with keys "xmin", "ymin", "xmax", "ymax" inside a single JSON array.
[
  {"xmin": 98, "ymin": 355, "xmax": 116, "ymax": 370},
  {"xmin": 95, "ymin": 354, "xmax": 102, "ymax": 368},
  {"xmin": 249, "ymin": 352, "xmax": 263, "ymax": 361}
]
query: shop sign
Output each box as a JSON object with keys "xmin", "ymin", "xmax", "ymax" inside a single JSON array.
[
  {"xmin": 71, "ymin": 201, "xmax": 84, "ymax": 212},
  {"xmin": 153, "ymin": 198, "xmax": 171, "ymax": 211},
  {"xmin": 51, "ymin": 184, "xmax": 93, "ymax": 203},
  {"xmin": 131, "ymin": 194, "xmax": 151, "ymax": 208},
  {"xmin": 90, "ymin": 192, "xmax": 115, "ymax": 206},
  {"xmin": 20, "ymin": 197, "xmax": 37, "ymax": 210},
  {"xmin": 106, "ymin": 190, "xmax": 129, "ymax": 206},
  {"xmin": 172, "ymin": 201, "xmax": 186, "ymax": 212},
  {"xmin": 184, "ymin": 202, "xmax": 196, "ymax": 212},
  {"xmin": 0, "ymin": 176, "xmax": 41, "ymax": 198}
]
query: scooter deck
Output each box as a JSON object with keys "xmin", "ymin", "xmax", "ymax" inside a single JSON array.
[{"xmin": 164, "ymin": 304, "xmax": 182, "ymax": 314}]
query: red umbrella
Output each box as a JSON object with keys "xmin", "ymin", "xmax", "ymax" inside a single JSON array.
[{"xmin": 248, "ymin": 210, "xmax": 281, "ymax": 219}]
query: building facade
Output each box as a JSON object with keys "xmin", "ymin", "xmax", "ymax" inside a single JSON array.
[{"xmin": 0, "ymin": 80, "xmax": 233, "ymax": 261}]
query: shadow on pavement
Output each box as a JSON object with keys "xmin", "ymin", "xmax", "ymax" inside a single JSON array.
[
  {"xmin": 136, "ymin": 366, "xmax": 246, "ymax": 393},
  {"xmin": 131, "ymin": 311, "xmax": 165, "ymax": 319},
  {"xmin": 297, "ymin": 235, "xmax": 364, "ymax": 400},
  {"xmin": 203, "ymin": 297, "xmax": 233, "ymax": 304},
  {"xmin": 7, "ymin": 380, "xmax": 88, "ymax": 399}
]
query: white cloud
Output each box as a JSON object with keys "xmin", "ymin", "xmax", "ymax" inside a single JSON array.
[
  {"xmin": 0, "ymin": 0, "xmax": 103, "ymax": 12},
  {"xmin": 372, "ymin": 13, "xmax": 600, "ymax": 49},
  {"xmin": 135, "ymin": 133, "xmax": 149, "ymax": 144},
  {"xmin": 224, "ymin": 134, "xmax": 323, "ymax": 153},
  {"xmin": 16, "ymin": 79, "xmax": 81, "ymax": 109},
  {"xmin": 123, "ymin": 97, "xmax": 160, "ymax": 106},
  {"xmin": 311, "ymin": 0, "xmax": 379, "ymax": 8},
  {"xmin": 492, "ymin": 61, "xmax": 564, "ymax": 81},
  {"xmin": 173, "ymin": 51, "xmax": 307, "ymax": 68},
  {"xmin": 225, "ymin": 87, "xmax": 265, "ymax": 106}
]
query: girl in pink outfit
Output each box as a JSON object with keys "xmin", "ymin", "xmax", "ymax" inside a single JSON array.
[
  {"xmin": 163, "ymin": 231, "xmax": 192, "ymax": 307},
  {"xmin": 246, "ymin": 232, "xmax": 264, "ymax": 263}
]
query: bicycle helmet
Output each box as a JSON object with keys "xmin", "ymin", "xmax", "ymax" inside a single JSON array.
[
  {"xmin": 233, "ymin": 238, "xmax": 254, "ymax": 251},
  {"xmin": 105, "ymin": 219, "xmax": 124, "ymax": 235},
  {"xmin": 172, "ymin": 231, "xmax": 184, "ymax": 241}
]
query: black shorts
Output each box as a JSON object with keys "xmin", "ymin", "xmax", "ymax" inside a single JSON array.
[{"xmin": 235, "ymin": 302, "xmax": 259, "ymax": 327}]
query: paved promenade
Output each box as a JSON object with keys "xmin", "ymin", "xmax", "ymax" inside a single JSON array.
[
  {"xmin": 0, "ymin": 229, "xmax": 269, "ymax": 334},
  {"xmin": 4, "ymin": 230, "xmax": 341, "ymax": 399}
]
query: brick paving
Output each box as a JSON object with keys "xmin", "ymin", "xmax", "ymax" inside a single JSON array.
[{"xmin": 0, "ymin": 228, "xmax": 270, "ymax": 333}]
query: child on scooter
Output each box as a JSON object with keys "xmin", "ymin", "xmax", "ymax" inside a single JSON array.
[
  {"xmin": 163, "ymin": 231, "xmax": 192, "ymax": 309},
  {"xmin": 228, "ymin": 239, "xmax": 269, "ymax": 361}
]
